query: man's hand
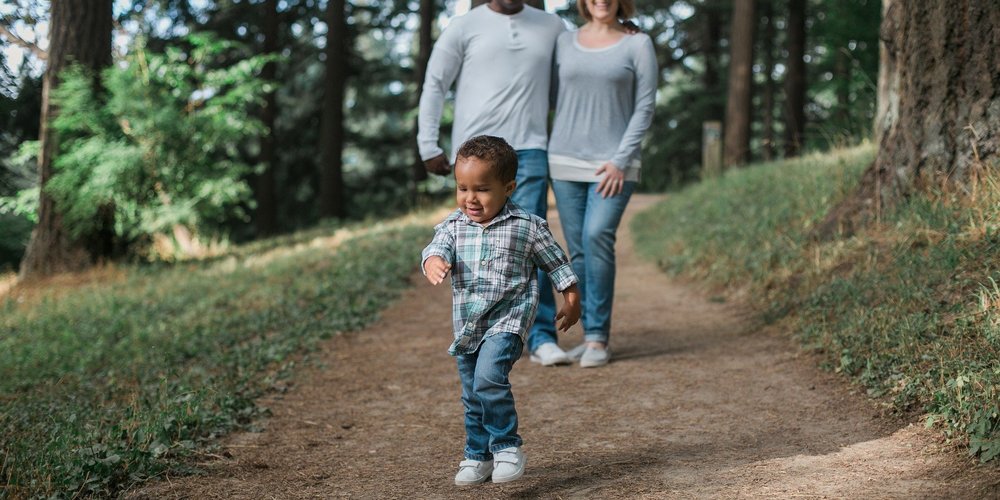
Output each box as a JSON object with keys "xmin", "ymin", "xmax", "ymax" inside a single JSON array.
[
  {"xmin": 423, "ymin": 256, "xmax": 451, "ymax": 285},
  {"xmin": 555, "ymin": 284, "xmax": 581, "ymax": 332},
  {"xmin": 423, "ymin": 154, "xmax": 452, "ymax": 176}
]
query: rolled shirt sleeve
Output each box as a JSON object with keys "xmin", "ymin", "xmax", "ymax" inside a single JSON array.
[
  {"xmin": 421, "ymin": 219, "xmax": 455, "ymax": 275},
  {"xmin": 530, "ymin": 219, "xmax": 578, "ymax": 292}
]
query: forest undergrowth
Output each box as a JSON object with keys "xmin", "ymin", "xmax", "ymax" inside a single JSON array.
[
  {"xmin": 0, "ymin": 213, "xmax": 434, "ymax": 498},
  {"xmin": 633, "ymin": 143, "xmax": 1000, "ymax": 465}
]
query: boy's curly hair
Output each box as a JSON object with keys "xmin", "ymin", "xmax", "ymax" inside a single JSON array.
[{"xmin": 456, "ymin": 135, "xmax": 518, "ymax": 184}]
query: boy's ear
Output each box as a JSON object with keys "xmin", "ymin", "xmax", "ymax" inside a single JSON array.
[{"xmin": 505, "ymin": 180, "xmax": 516, "ymax": 197}]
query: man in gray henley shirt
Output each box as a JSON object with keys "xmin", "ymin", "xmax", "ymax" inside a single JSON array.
[{"xmin": 417, "ymin": 0, "xmax": 570, "ymax": 365}]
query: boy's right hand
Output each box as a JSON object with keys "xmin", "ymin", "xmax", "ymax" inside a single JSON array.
[{"xmin": 423, "ymin": 256, "xmax": 451, "ymax": 285}]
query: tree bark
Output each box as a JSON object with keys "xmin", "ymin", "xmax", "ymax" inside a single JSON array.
[
  {"xmin": 411, "ymin": 0, "xmax": 434, "ymax": 187},
  {"xmin": 319, "ymin": 0, "xmax": 347, "ymax": 219},
  {"xmin": 702, "ymin": 0, "xmax": 724, "ymax": 121},
  {"xmin": 817, "ymin": 0, "xmax": 1000, "ymax": 238},
  {"xmin": 760, "ymin": 0, "xmax": 775, "ymax": 161},
  {"xmin": 874, "ymin": 0, "xmax": 898, "ymax": 146},
  {"xmin": 783, "ymin": 0, "xmax": 806, "ymax": 157},
  {"xmin": 256, "ymin": 0, "xmax": 279, "ymax": 236},
  {"xmin": 723, "ymin": 0, "xmax": 755, "ymax": 168},
  {"xmin": 19, "ymin": 0, "xmax": 112, "ymax": 280}
]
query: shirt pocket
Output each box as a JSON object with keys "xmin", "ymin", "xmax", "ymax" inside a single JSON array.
[{"xmin": 492, "ymin": 244, "xmax": 528, "ymax": 283}]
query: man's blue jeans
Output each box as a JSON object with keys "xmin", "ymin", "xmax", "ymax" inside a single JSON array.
[
  {"xmin": 456, "ymin": 333, "xmax": 523, "ymax": 461},
  {"xmin": 512, "ymin": 149, "xmax": 558, "ymax": 353},
  {"xmin": 550, "ymin": 179, "xmax": 636, "ymax": 345}
]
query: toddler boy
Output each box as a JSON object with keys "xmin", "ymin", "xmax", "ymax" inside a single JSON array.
[{"xmin": 422, "ymin": 135, "xmax": 580, "ymax": 485}]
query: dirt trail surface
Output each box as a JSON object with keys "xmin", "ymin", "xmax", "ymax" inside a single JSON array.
[{"xmin": 130, "ymin": 194, "xmax": 1000, "ymax": 499}]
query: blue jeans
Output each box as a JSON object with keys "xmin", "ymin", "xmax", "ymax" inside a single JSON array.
[
  {"xmin": 512, "ymin": 149, "xmax": 558, "ymax": 353},
  {"xmin": 456, "ymin": 333, "xmax": 524, "ymax": 460},
  {"xmin": 550, "ymin": 179, "xmax": 635, "ymax": 345}
]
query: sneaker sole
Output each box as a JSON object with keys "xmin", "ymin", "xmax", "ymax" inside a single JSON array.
[
  {"xmin": 580, "ymin": 356, "xmax": 610, "ymax": 368},
  {"xmin": 455, "ymin": 475, "xmax": 491, "ymax": 486},
  {"xmin": 528, "ymin": 355, "xmax": 571, "ymax": 366}
]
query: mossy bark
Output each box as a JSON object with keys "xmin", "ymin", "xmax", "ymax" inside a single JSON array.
[{"xmin": 817, "ymin": 0, "xmax": 1000, "ymax": 239}]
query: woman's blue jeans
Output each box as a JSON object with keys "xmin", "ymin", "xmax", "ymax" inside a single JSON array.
[
  {"xmin": 512, "ymin": 149, "xmax": 558, "ymax": 353},
  {"xmin": 550, "ymin": 179, "xmax": 635, "ymax": 345},
  {"xmin": 456, "ymin": 333, "xmax": 524, "ymax": 461}
]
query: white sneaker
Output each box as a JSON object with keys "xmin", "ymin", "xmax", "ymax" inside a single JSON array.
[
  {"xmin": 528, "ymin": 343, "xmax": 570, "ymax": 366},
  {"xmin": 454, "ymin": 459, "xmax": 493, "ymax": 486},
  {"xmin": 491, "ymin": 447, "xmax": 526, "ymax": 483},
  {"xmin": 580, "ymin": 346, "xmax": 611, "ymax": 368},
  {"xmin": 565, "ymin": 343, "xmax": 587, "ymax": 361}
]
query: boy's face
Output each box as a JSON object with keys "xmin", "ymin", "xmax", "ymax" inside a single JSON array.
[{"xmin": 454, "ymin": 156, "xmax": 515, "ymax": 225}]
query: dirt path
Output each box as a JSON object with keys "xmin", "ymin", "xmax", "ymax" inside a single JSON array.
[{"xmin": 130, "ymin": 194, "xmax": 1000, "ymax": 499}]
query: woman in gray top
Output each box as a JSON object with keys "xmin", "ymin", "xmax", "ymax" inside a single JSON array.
[{"xmin": 548, "ymin": 0, "xmax": 658, "ymax": 367}]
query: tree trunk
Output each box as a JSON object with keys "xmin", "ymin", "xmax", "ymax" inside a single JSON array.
[
  {"xmin": 256, "ymin": 0, "xmax": 279, "ymax": 236},
  {"xmin": 319, "ymin": 0, "xmax": 347, "ymax": 219},
  {"xmin": 760, "ymin": 0, "xmax": 775, "ymax": 161},
  {"xmin": 723, "ymin": 0, "xmax": 755, "ymax": 168},
  {"xmin": 874, "ymin": 0, "xmax": 898, "ymax": 146},
  {"xmin": 411, "ymin": 0, "xmax": 434, "ymax": 188},
  {"xmin": 702, "ymin": 0, "xmax": 724, "ymax": 121},
  {"xmin": 783, "ymin": 0, "xmax": 806, "ymax": 157},
  {"xmin": 19, "ymin": 0, "xmax": 112, "ymax": 280},
  {"xmin": 817, "ymin": 0, "xmax": 1000, "ymax": 238}
]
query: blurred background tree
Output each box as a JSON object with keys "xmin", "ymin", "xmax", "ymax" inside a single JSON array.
[{"xmin": 0, "ymin": 0, "xmax": 883, "ymax": 274}]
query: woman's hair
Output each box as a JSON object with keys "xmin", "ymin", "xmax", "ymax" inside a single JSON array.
[{"xmin": 577, "ymin": 0, "xmax": 636, "ymax": 21}]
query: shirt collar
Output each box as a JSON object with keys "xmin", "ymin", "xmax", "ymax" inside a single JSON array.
[{"xmin": 449, "ymin": 199, "xmax": 531, "ymax": 227}]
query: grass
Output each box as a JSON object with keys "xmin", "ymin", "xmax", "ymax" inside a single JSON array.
[
  {"xmin": 0, "ymin": 211, "xmax": 437, "ymax": 498},
  {"xmin": 632, "ymin": 143, "xmax": 1000, "ymax": 463}
]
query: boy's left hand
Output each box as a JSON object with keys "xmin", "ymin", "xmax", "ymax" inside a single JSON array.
[{"xmin": 555, "ymin": 284, "xmax": 581, "ymax": 332}]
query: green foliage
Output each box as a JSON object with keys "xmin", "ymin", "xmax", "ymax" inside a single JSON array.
[
  {"xmin": 38, "ymin": 34, "xmax": 273, "ymax": 245},
  {"xmin": 0, "ymin": 217, "xmax": 430, "ymax": 498},
  {"xmin": 632, "ymin": 146, "xmax": 1000, "ymax": 462},
  {"xmin": 0, "ymin": 70, "xmax": 42, "ymax": 270}
]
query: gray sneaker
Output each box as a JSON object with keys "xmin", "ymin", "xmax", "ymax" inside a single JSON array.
[
  {"xmin": 565, "ymin": 343, "xmax": 587, "ymax": 361},
  {"xmin": 580, "ymin": 346, "xmax": 611, "ymax": 368}
]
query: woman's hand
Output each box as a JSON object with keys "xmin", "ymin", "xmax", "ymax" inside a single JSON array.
[{"xmin": 596, "ymin": 162, "xmax": 626, "ymax": 198}]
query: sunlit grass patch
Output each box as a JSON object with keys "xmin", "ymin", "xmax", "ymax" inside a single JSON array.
[
  {"xmin": 0, "ymin": 209, "xmax": 441, "ymax": 498},
  {"xmin": 633, "ymin": 144, "xmax": 1000, "ymax": 463}
]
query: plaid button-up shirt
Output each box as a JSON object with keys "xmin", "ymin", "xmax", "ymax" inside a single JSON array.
[{"xmin": 422, "ymin": 201, "xmax": 578, "ymax": 356}]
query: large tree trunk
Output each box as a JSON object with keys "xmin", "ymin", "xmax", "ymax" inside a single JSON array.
[
  {"xmin": 255, "ymin": 0, "xmax": 279, "ymax": 236},
  {"xmin": 783, "ymin": 0, "xmax": 806, "ymax": 158},
  {"xmin": 19, "ymin": 0, "xmax": 112, "ymax": 280},
  {"xmin": 817, "ymin": 0, "xmax": 1000, "ymax": 238},
  {"xmin": 319, "ymin": 0, "xmax": 347, "ymax": 219},
  {"xmin": 723, "ymin": 0, "xmax": 755, "ymax": 168},
  {"xmin": 874, "ymin": 0, "xmax": 898, "ymax": 146}
]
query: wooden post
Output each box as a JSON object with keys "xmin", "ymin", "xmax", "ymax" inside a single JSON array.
[{"xmin": 702, "ymin": 120, "xmax": 723, "ymax": 178}]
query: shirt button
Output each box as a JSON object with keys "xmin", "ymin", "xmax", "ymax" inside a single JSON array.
[{"xmin": 481, "ymin": 260, "xmax": 487, "ymax": 266}]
